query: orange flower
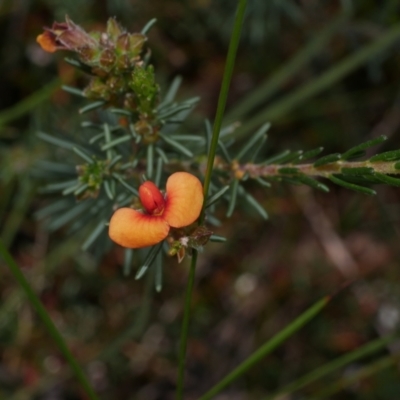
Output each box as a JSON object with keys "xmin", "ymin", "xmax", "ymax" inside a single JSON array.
[{"xmin": 109, "ymin": 172, "xmax": 203, "ymax": 248}]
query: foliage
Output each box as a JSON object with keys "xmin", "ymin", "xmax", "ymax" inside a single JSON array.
[{"xmin": 2, "ymin": 1, "xmax": 400, "ymax": 400}]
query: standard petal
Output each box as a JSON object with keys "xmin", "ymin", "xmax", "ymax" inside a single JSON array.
[
  {"xmin": 163, "ymin": 172, "xmax": 203, "ymax": 228},
  {"xmin": 109, "ymin": 208, "xmax": 169, "ymax": 248}
]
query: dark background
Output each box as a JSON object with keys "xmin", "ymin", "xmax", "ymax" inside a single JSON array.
[{"xmin": 1, "ymin": 1, "xmax": 400, "ymax": 399}]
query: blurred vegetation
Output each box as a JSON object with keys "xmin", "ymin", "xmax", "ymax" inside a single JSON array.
[{"xmin": 2, "ymin": 1, "xmax": 400, "ymax": 399}]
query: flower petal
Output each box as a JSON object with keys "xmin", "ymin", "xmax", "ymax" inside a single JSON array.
[
  {"xmin": 163, "ymin": 172, "xmax": 203, "ymax": 228},
  {"xmin": 37, "ymin": 32, "xmax": 57, "ymax": 53},
  {"xmin": 139, "ymin": 181, "xmax": 165, "ymax": 215},
  {"xmin": 109, "ymin": 208, "xmax": 169, "ymax": 248}
]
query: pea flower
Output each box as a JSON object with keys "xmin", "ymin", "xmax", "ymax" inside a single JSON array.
[{"xmin": 109, "ymin": 172, "xmax": 203, "ymax": 248}]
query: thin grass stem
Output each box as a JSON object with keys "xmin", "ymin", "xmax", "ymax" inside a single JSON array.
[
  {"xmin": 0, "ymin": 240, "xmax": 100, "ymax": 400},
  {"xmin": 175, "ymin": 0, "xmax": 248, "ymax": 398},
  {"xmin": 198, "ymin": 296, "xmax": 331, "ymax": 400}
]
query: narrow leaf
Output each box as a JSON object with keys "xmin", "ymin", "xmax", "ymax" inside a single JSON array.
[
  {"xmin": 266, "ymin": 333, "xmax": 398, "ymax": 400},
  {"xmin": 240, "ymin": 188, "xmax": 268, "ymax": 220},
  {"xmin": 292, "ymin": 147, "xmax": 324, "ymax": 163},
  {"xmin": 206, "ymin": 185, "xmax": 230, "ymax": 208},
  {"xmin": 340, "ymin": 167, "xmax": 374, "ymax": 175},
  {"xmin": 159, "ymin": 133, "xmax": 193, "ymax": 157},
  {"xmin": 210, "ymin": 235, "xmax": 227, "ymax": 242},
  {"xmin": 341, "ymin": 135, "xmax": 387, "ymax": 160},
  {"xmin": 329, "ymin": 175, "xmax": 376, "ymax": 195},
  {"xmin": 374, "ymin": 172, "xmax": 400, "ymax": 187},
  {"xmin": 218, "ymin": 140, "xmax": 232, "ymax": 162},
  {"xmin": 82, "ymin": 220, "xmax": 107, "ymax": 251},
  {"xmin": 135, "ymin": 243, "xmax": 163, "ymax": 280},
  {"xmin": 296, "ymin": 175, "xmax": 330, "ymax": 192},
  {"xmin": 155, "ymin": 157, "xmax": 163, "ymax": 186},
  {"xmin": 123, "ymin": 249, "xmax": 134, "ymax": 276},
  {"xmin": 226, "ymin": 179, "xmax": 239, "ymax": 217},
  {"xmin": 62, "ymin": 85, "xmax": 84, "ymax": 97},
  {"xmin": 101, "ymin": 135, "xmax": 131, "ymax": 150},
  {"xmin": 37, "ymin": 132, "xmax": 75, "ymax": 150},
  {"xmin": 162, "ymin": 76, "xmax": 182, "ymax": 105},
  {"xmin": 141, "ymin": 18, "xmax": 157, "ymax": 34},
  {"xmin": 254, "ymin": 177, "xmax": 271, "ymax": 188},
  {"xmin": 314, "ymin": 153, "xmax": 341, "ymax": 167},
  {"xmin": 235, "ymin": 123, "xmax": 270, "ymax": 161},
  {"xmin": 155, "ymin": 147, "xmax": 169, "ymax": 164},
  {"xmin": 103, "ymin": 180, "xmax": 115, "ymax": 200},
  {"xmin": 147, "ymin": 144, "xmax": 154, "ymax": 179},
  {"xmin": 79, "ymin": 101, "xmax": 105, "ymax": 114},
  {"xmin": 73, "ymin": 147, "xmax": 93, "ymax": 164},
  {"xmin": 369, "ymin": 149, "xmax": 400, "ymax": 162},
  {"xmin": 112, "ymin": 174, "xmax": 139, "ymax": 196},
  {"xmin": 154, "ymin": 251, "xmax": 163, "ymax": 292}
]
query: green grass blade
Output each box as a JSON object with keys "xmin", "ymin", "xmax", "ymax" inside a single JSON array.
[
  {"xmin": 176, "ymin": 1, "xmax": 248, "ymax": 399},
  {"xmin": 309, "ymin": 353, "xmax": 400, "ymax": 399},
  {"xmin": 0, "ymin": 240, "xmax": 100, "ymax": 400},
  {"xmin": 235, "ymin": 22, "xmax": 400, "ymax": 139},
  {"xmin": 266, "ymin": 333, "xmax": 398, "ymax": 399},
  {"xmin": 329, "ymin": 175, "xmax": 376, "ymax": 195},
  {"xmin": 198, "ymin": 296, "xmax": 331, "ymax": 400},
  {"xmin": 0, "ymin": 78, "xmax": 61, "ymax": 129},
  {"xmin": 224, "ymin": 15, "xmax": 347, "ymax": 123},
  {"xmin": 201, "ymin": 0, "xmax": 248, "ymax": 208}
]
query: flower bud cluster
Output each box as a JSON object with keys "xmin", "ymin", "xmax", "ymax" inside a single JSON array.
[{"xmin": 37, "ymin": 17, "xmax": 160, "ymax": 136}]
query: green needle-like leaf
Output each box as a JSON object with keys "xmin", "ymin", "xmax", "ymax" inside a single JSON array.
[
  {"xmin": 341, "ymin": 135, "xmax": 387, "ymax": 160},
  {"xmin": 101, "ymin": 135, "xmax": 131, "ymax": 150},
  {"xmin": 340, "ymin": 167, "xmax": 374, "ymax": 175},
  {"xmin": 240, "ymin": 188, "xmax": 268, "ymax": 219},
  {"xmin": 135, "ymin": 243, "xmax": 163, "ymax": 280},
  {"xmin": 147, "ymin": 144, "xmax": 154, "ymax": 179},
  {"xmin": 209, "ymin": 235, "xmax": 227, "ymax": 242},
  {"xmin": 235, "ymin": 122, "xmax": 270, "ymax": 161},
  {"xmin": 82, "ymin": 220, "xmax": 107, "ymax": 251},
  {"xmin": 206, "ymin": 185, "xmax": 230, "ymax": 208},
  {"xmin": 296, "ymin": 175, "xmax": 330, "ymax": 192},
  {"xmin": 62, "ymin": 85, "xmax": 85, "ymax": 97},
  {"xmin": 374, "ymin": 172, "xmax": 400, "ymax": 187},
  {"xmin": 154, "ymin": 251, "xmax": 163, "ymax": 292},
  {"xmin": 37, "ymin": 132, "xmax": 75, "ymax": 150},
  {"xmin": 254, "ymin": 177, "xmax": 271, "ymax": 188},
  {"xmin": 293, "ymin": 147, "xmax": 324, "ymax": 163},
  {"xmin": 159, "ymin": 133, "xmax": 193, "ymax": 157},
  {"xmin": 79, "ymin": 101, "xmax": 105, "ymax": 114},
  {"xmin": 73, "ymin": 147, "xmax": 94, "ymax": 164},
  {"xmin": 369, "ymin": 149, "xmax": 400, "ymax": 162},
  {"xmin": 329, "ymin": 175, "xmax": 376, "ymax": 195},
  {"xmin": 226, "ymin": 179, "xmax": 239, "ymax": 217},
  {"xmin": 123, "ymin": 248, "xmax": 134, "ymax": 276},
  {"xmin": 314, "ymin": 153, "xmax": 341, "ymax": 167},
  {"xmin": 218, "ymin": 140, "xmax": 232, "ymax": 162}
]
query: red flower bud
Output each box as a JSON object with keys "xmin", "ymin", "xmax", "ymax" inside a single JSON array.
[{"xmin": 139, "ymin": 181, "xmax": 165, "ymax": 215}]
